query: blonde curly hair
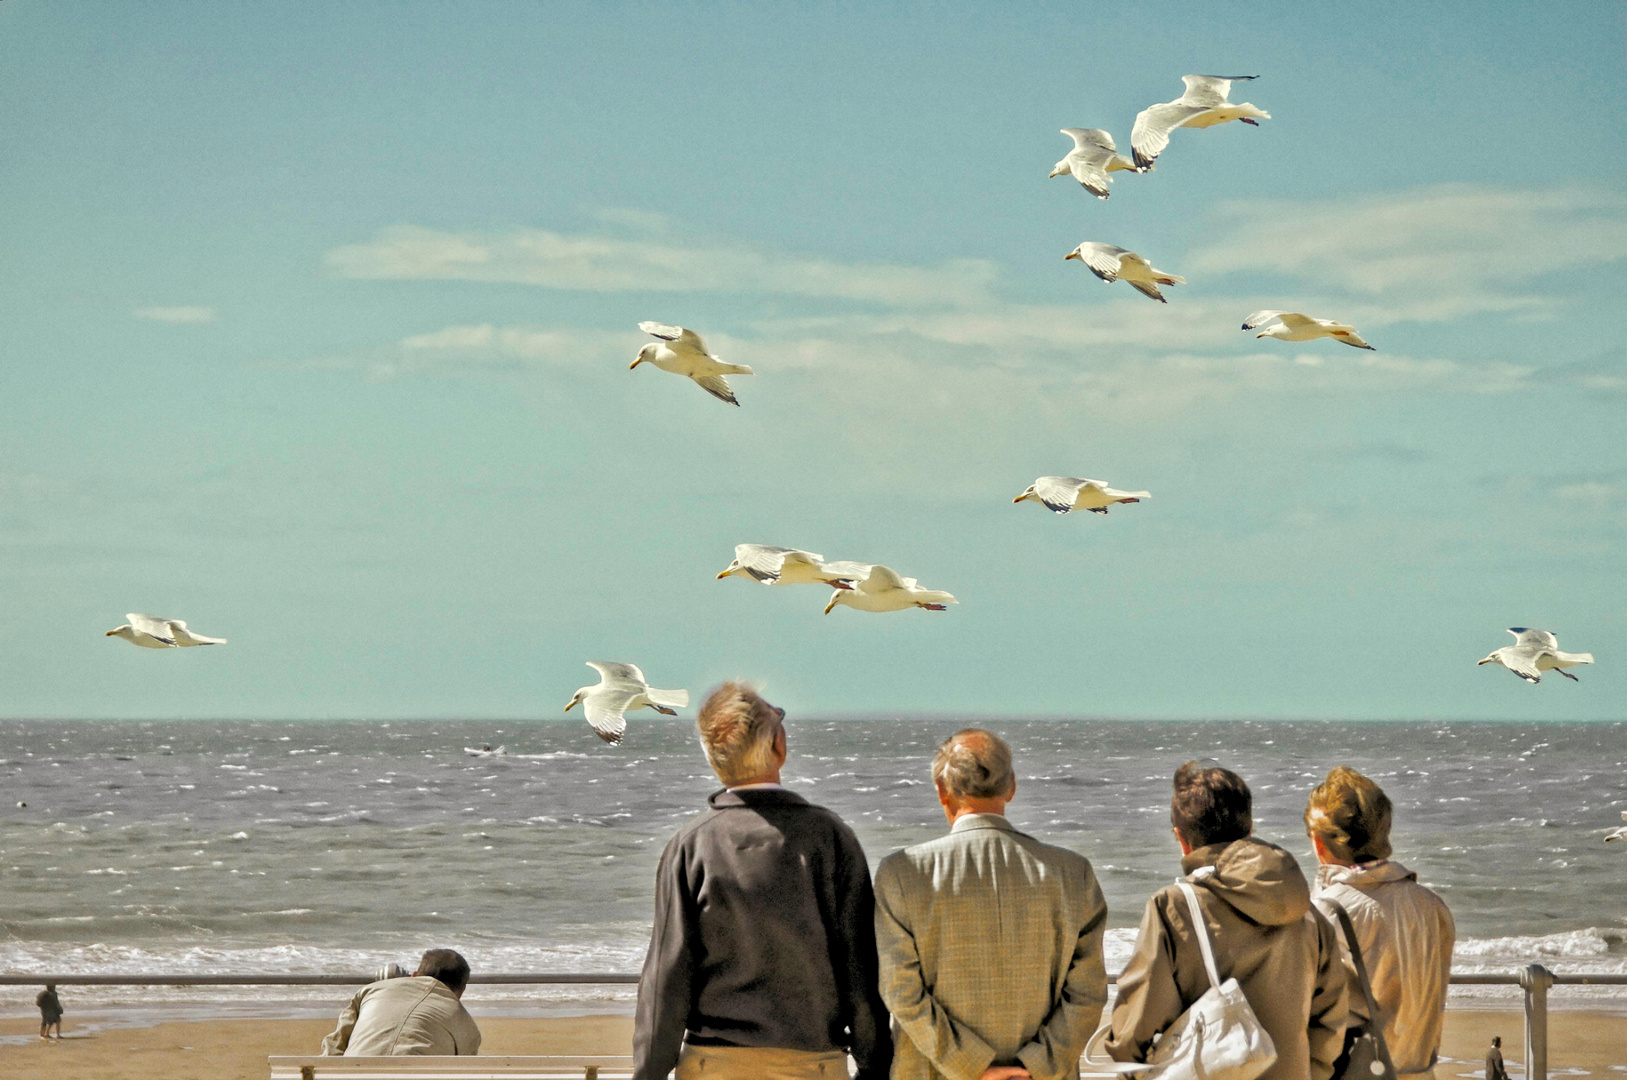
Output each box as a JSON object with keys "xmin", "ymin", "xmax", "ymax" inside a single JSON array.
[{"xmin": 1305, "ymin": 765, "xmax": 1393, "ymax": 863}]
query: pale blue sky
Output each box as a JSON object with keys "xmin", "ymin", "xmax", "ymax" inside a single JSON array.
[{"xmin": 2, "ymin": 2, "xmax": 1623, "ymax": 721}]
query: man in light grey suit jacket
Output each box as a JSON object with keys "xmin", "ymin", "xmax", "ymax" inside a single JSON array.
[{"xmin": 874, "ymin": 729, "xmax": 1109, "ymax": 1080}]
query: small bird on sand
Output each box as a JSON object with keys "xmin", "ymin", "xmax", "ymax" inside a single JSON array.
[
  {"xmin": 1243, "ymin": 311, "xmax": 1376, "ymax": 350},
  {"xmin": 716, "ymin": 545, "xmax": 865, "ymax": 589},
  {"xmin": 1477, "ymin": 628, "xmax": 1594, "ymax": 684},
  {"xmin": 1014, "ymin": 476, "xmax": 1151, "ymax": 515},
  {"xmin": 1131, "ymin": 75, "xmax": 1270, "ymax": 171},
  {"xmin": 632, "ymin": 322, "xmax": 753, "ymax": 406},
  {"xmin": 565, "ymin": 662, "xmax": 690, "ymax": 744},
  {"xmin": 1066, "ymin": 243, "xmax": 1185, "ymax": 302},
  {"xmin": 1049, "ymin": 129, "xmax": 1137, "ymax": 199},
  {"xmin": 824, "ymin": 564, "xmax": 956, "ymax": 615},
  {"xmin": 106, "ymin": 614, "xmax": 227, "ymax": 648}
]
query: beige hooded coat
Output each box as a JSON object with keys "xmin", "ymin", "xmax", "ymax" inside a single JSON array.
[
  {"xmin": 1105, "ymin": 837, "xmax": 1348, "ymax": 1080},
  {"xmin": 1313, "ymin": 860, "xmax": 1455, "ymax": 1080},
  {"xmin": 321, "ymin": 976, "xmax": 481, "ymax": 1056}
]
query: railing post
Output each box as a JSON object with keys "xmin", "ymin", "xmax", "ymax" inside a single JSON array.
[{"xmin": 1519, "ymin": 963, "xmax": 1554, "ymax": 1080}]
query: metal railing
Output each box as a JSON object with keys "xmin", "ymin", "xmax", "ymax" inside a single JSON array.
[{"xmin": 5, "ymin": 966, "xmax": 1624, "ymax": 1080}]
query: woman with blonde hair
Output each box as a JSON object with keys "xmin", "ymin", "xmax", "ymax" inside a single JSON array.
[{"xmin": 1306, "ymin": 766, "xmax": 1455, "ymax": 1080}]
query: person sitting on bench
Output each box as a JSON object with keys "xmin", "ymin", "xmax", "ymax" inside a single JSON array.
[{"xmin": 321, "ymin": 948, "xmax": 481, "ymax": 1056}]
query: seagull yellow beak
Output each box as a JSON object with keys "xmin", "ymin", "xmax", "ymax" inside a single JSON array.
[
  {"xmin": 823, "ymin": 596, "xmax": 840, "ymax": 615},
  {"xmin": 716, "ymin": 568, "xmax": 732, "ymax": 580},
  {"xmin": 1064, "ymin": 251, "xmax": 1080, "ymax": 260},
  {"xmin": 629, "ymin": 357, "xmax": 644, "ymax": 370},
  {"xmin": 1012, "ymin": 494, "xmax": 1025, "ymax": 503},
  {"xmin": 563, "ymin": 700, "xmax": 577, "ymax": 712},
  {"xmin": 105, "ymin": 629, "xmax": 118, "ymax": 636}
]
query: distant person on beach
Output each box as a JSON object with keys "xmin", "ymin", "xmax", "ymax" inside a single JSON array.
[
  {"xmin": 874, "ymin": 728, "xmax": 1109, "ymax": 1080},
  {"xmin": 1485, "ymin": 1036, "xmax": 1508, "ymax": 1080},
  {"xmin": 37, "ymin": 983, "xmax": 62, "ymax": 1040},
  {"xmin": 633, "ymin": 682, "xmax": 892, "ymax": 1080},
  {"xmin": 321, "ymin": 948, "xmax": 481, "ymax": 1056},
  {"xmin": 1103, "ymin": 761, "xmax": 1348, "ymax": 1080},
  {"xmin": 1307, "ymin": 766, "xmax": 1455, "ymax": 1080}
]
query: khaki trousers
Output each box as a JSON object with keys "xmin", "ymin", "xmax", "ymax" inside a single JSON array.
[{"xmin": 675, "ymin": 1043, "xmax": 851, "ymax": 1080}]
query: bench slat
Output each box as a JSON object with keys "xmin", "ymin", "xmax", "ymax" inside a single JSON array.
[{"xmin": 269, "ymin": 1056, "xmax": 633, "ymax": 1080}]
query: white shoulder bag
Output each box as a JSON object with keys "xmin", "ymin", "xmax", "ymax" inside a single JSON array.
[{"xmin": 1083, "ymin": 881, "xmax": 1278, "ymax": 1080}]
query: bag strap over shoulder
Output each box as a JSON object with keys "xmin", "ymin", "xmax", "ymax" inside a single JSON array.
[
  {"xmin": 1326, "ymin": 900, "xmax": 1399, "ymax": 1080},
  {"xmin": 1177, "ymin": 881, "xmax": 1223, "ymax": 992}
]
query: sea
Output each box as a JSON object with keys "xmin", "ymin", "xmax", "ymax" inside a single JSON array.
[{"xmin": 2, "ymin": 718, "xmax": 1624, "ymax": 1026}]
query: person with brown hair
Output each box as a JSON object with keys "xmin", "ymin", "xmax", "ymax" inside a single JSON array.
[
  {"xmin": 321, "ymin": 949, "xmax": 481, "ymax": 1056},
  {"xmin": 1104, "ymin": 761, "xmax": 1347, "ymax": 1080},
  {"xmin": 633, "ymin": 682, "xmax": 891, "ymax": 1080},
  {"xmin": 873, "ymin": 728, "xmax": 1109, "ymax": 1080},
  {"xmin": 1306, "ymin": 766, "xmax": 1455, "ymax": 1080}
]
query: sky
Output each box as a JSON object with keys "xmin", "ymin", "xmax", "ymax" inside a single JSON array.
[{"xmin": 2, "ymin": 2, "xmax": 1624, "ymax": 721}]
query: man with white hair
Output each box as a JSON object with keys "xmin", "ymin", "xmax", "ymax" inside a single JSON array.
[
  {"xmin": 874, "ymin": 729, "xmax": 1108, "ymax": 1080},
  {"xmin": 633, "ymin": 682, "xmax": 892, "ymax": 1080}
]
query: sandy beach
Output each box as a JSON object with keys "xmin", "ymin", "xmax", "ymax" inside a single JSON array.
[{"xmin": 1, "ymin": 1008, "xmax": 1622, "ymax": 1080}]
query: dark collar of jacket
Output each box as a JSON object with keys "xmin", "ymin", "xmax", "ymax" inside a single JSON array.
[{"xmin": 707, "ymin": 787, "xmax": 811, "ymax": 810}]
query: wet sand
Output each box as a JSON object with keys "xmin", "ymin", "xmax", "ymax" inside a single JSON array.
[{"xmin": 0, "ymin": 1009, "xmax": 1621, "ymax": 1080}]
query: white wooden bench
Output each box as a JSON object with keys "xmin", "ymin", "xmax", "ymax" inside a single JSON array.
[{"xmin": 268, "ymin": 1056, "xmax": 633, "ymax": 1080}]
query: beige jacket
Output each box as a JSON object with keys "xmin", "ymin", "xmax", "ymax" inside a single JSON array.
[
  {"xmin": 874, "ymin": 813, "xmax": 1109, "ymax": 1080},
  {"xmin": 1105, "ymin": 837, "xmax": 1348, "ymax": 1080},
  {"xmin": 1314, "ymin": 860, "xmax": 1455, "ymax": 1080},
  {"xmin": 321, "ymin": 976, "xmax": 482, "ymax": 1056}
]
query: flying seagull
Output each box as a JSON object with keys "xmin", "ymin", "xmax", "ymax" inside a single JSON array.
[
  {"xmin": 1131, "ymin": 75, "xmax": 1270, "ymax": 171},
  {"xmin": 716, "ymin": 545, "xmax": 865, "ymax": 589},
  {"xmin": 1049, "ymin": 129, "xmax": 1136, "ymax": 199},
  {"xmin": 1066, "ymin": 243, "xmax": 1185, "ymax": 302},
  {"xmin": 824, "ymin": 564, "xmax": 956, "ymax": 615},
  {"xmin": 631, "ymin": 322, "xmax": 754, "ymax": 406},
  {"xmin": 564, "ymin": 661, "xmax": 690, "ymax": 745},
  {"xmin": 106, "ymin": 614, "xmax": 227, "ymax": 648},
  {"xmin": 1477, "ymin": 628, "xmax": 1594, "ymax": 684},
  {"xmin": 1243, "ymin": 311, "xmax": 1376, "ymax": 350},
  {"xmin": 1014, "ymin": 476, "xmax": 1151, "ymax": 515},
  {"xmin": 1605, "ymin": 812, "xmax": 1626, "ymax": 843}
]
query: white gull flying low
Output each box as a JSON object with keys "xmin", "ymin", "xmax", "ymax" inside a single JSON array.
[
  {"xmin": 1066, "ymin": 243, "xmax": 1185, "ymax": 303},
  {"xmin": 1014, "ymin": 477, "xmax": 1151, "ymax": 515},
  {"xmin": 106, "ymin": 614, "xmax": 227, "ymax": 648},
  {"xmin": 1477, "ymin": 628, "xmax": 1594, "ymax": 684},
  {"xmin": 632, "ymin": 322, "xmax": 754, "ymax": 406},
  {"xmin": 1049, "ymin": 129, "xmax": 1136, "ymax": 199},
  {"xmin": 1243, "ymin": 311, "xmax": 1375, "ymax": 350},
  {"xmin": 1131, "ymin": 75, "xmax": 1270, "ymax": 171},
  {"xmin": 565, "ymin": 661, "xmax": 690, "ymax": 744},
  {"xmin": 1606, "ymin": 812, "xmax": 1627, "ymax": 844},
  {"xmin": 824, "ymin": 564, "xmax": 956, "ymax": 615},
  {"xmin": 716, "ymin": 545, "xmax": 865, "ymax": 589}
]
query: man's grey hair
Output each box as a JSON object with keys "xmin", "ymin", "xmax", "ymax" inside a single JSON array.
[
  {"xmin": 696, "ymin": 682, "xmax": 784, "ymax": 786},
  {"xmin": 931, "ymin": 728, "xmax": 1015, "ymax": 799}
]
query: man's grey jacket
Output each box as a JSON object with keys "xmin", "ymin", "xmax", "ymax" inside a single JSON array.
[
  {"xmin": 632, "ymin": 787, "xmax": 893, "ymax": 1080},
  {"xmin": 874, "ymin": 813, "xmax": 1109, "ymax": 1080}
]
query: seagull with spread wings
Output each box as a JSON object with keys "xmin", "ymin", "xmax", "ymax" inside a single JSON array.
[
  {"xmin": 1049, "ymin": 128, "xmax": 1136, "ymax": 199},
  {"xmin": 823, "ymin": 564, "xmax": 956, "ymax": 615},
  {"xmin": 1605, "ymin": 812, "xmax": 1627, "ymax": 844},
  {"xmin": 1131, "ymin": 74, "xmax": 1270, "ymax": 171},
  {"xmin": 105, "ymin": 614, "xmax": 227, "ymax": 649},
  {"xmin": 1243, "ymin": 311, "xmax": 1376, "ymax": 350},
  {"xmin": 716, "ymin": 545, "xmax": 866, "ymax": 589},
  {"xmin": 564, "ymin": 662, "xmax": 690, "ymax": 745},
  {"xmin": 1477, "ymin": 628, "xmax": 1594, "ymax": 684},
  {"xmin": 1066, "ymin": 243, "xmax": 1186, "ymax": 302},
  {"xmin": 1014, "ymin": 476, "xmax": 1151, "ymax": 515},
  {"xmin": 631, "ymin": 322, "xmax": 754, "ymax": 406}
]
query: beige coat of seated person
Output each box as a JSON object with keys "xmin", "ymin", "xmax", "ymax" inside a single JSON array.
[{"xmin": 322, "ymin": 948, "xmax": 482, "ymax": 1056}]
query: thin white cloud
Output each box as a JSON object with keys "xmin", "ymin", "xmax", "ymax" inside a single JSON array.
[
  {"xmin": 1188, "ymin": 185, "xmax": 1627, "ymax": 320},
  {"xmin": 324, "ymin": 225, "xmax": 998, "ymax": 307},
  {"xmin": 136, "ymin": 305, "xmax": 217, "ymax": 324}
]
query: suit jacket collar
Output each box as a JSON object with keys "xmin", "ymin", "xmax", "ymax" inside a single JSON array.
[
  {"xmin": 949, "ymin": 812, "xmax": 1016, "ymax": 834},
  {"xmin": 708, "ymin": 787, "xmax": 811, "ymax": 810}
]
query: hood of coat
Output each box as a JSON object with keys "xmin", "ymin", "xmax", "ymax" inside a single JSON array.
[
  {"xmin": 1181, "ymin": 836, "xmax": 1312, "ymax": 926},
  {"xmin": 1315, "ymin": 858, "xmax": 1417, "ymax": 891}
]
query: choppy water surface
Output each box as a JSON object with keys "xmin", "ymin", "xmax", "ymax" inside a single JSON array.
[{"xmin": 1, "ymin": 719, "xmax": 1623, "ymax": 1012}]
